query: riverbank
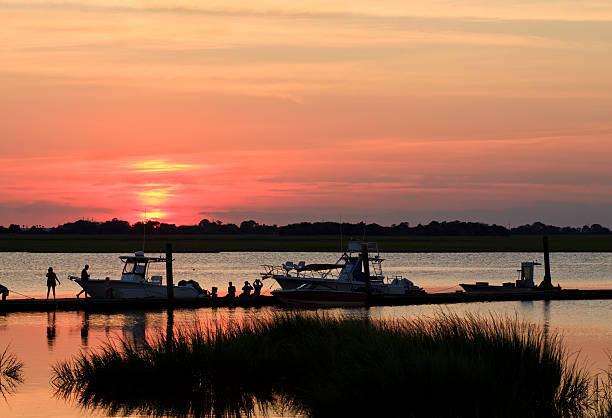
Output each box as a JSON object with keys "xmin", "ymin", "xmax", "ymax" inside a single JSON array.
[{"xmin": 1, "ymin": 234, "xmax": 612, "ymax": 252}]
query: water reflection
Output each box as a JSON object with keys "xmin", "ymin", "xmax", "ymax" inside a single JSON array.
[
  {"xmin": 46, "ymin": 311, "xmax": 57, "ymax": 350},
  {"xmin": 122, "ymin": 312, "xmax": 147, "ymax": 348},
  {"xmin": 166, "ymin": 308, "xmax": 174, "ymax": 342},
  {"xmin": 542, "ymin": 300, "xmax": 551, "ymax": 341},
  {"xmin": 1, "ymin": 300, "xmax": 610, "ymax": 418},
  {"xmin": 55, "ymin": 389, "xmax": 281, "ymax": 418},
  {"xmin": 80, "ymin": 312, "xmax": 90, "ymax": 347},
  {"xmin": 0, "ymin": 347, "xmax": 24, "ymax": 400}
]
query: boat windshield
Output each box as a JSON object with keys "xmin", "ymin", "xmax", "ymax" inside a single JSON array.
[
  {"xmin": 123, "ymin": 261, "xmax": 147, "ymax": 276},
  {"xmin": 297, "ymin": 283, "xmax": 334, "ymax": 291}
]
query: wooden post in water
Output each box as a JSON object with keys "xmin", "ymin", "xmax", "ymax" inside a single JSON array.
[
  {"xmin": 166, "ymin": 243, "xmax": 174, "ymax": 300},
  {"xmin": 361, "ymin": 243, "xmax": 371, "ymax": 296},
  {"xmin": 541, "ymin": 236, "xmax": 552, "ymax": 290}
]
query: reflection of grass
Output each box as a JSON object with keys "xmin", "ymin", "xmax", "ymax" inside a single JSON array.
[
  {"xmin": 53, "ymin": 313, "xmax": 611, "ymax": 417},
  {"xmin": 2, "ymin": 233, "xmax": 612, "ymax": 252},
  {"xmin": 593, "ymin": 355, "xmax": 612, "ymax": 418},
  {"xmin": 0, "ymin": 346, "xmax": 24, "ymax": 399}
]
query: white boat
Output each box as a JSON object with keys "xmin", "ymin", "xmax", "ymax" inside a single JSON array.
[
  {"xmin": 265, "ymin": 241, "xmax": 424, "ymax": 305},
  {"xmin": 69, "ymin": 251, "xmax": 201, "ymax": 299}
]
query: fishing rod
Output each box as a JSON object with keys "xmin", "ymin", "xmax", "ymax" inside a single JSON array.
[{"xmin": 7, "ymin": 288, "xmax": 36, "ymax": 299}]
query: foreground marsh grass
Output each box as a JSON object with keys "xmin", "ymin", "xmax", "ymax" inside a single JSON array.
[
  {"xmin": 53, "ymin": 313, "xmax": 610, "ymax": 417},
  {"xmin": 0, "ymin": 345, "xmax": 24, "ymax": 399}
]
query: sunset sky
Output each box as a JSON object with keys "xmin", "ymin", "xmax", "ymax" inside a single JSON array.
[{"xmin": 1, "ymin": 1, "xmax": 611, "ymax": 227}]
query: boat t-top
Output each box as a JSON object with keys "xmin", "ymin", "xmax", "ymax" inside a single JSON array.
[{"xmin": 70, "ymin": 251, "xmax": 202, "ymax": 299}]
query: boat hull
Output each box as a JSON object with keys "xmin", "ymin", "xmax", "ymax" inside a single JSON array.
[
  {"xmin": 271, "ymin": 275, "xmax": 371, "ymax": 292},
  {"xmin": 75, "ymin": 279, "xmax": 199, "ymax": 299},
  {"xmin": 271, "ymin": 275, "xmax": 422, "ymax": 295},
  {"xmin": 272, "ymin": 289, "xmax": 367, "ymax": 307}
]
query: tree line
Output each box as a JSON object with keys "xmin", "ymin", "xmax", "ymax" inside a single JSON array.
[{"xmin": 0, "ymin": 219, "xmax": 610, "ymax": 236}]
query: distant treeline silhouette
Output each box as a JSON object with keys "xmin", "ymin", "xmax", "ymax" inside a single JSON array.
[{"xmin": 1, "ymin": 219, "xmax": 610, "ymax": 236}]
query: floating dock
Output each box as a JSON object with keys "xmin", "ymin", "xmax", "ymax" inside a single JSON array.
[{"xmin": 1, "ymin": 289, "xmax": 612, "ymax": 313}]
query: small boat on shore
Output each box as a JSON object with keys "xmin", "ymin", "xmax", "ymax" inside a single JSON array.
[
  {"xmin": 69, "ymin": 251, "xmax": 202, "ymax": 299},
  {"xmin": 267, "ymin": 241, "xmax": 424, "ymax": 306}
]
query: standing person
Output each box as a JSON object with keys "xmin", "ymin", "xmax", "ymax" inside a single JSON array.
[
  {"xmin": 76, "ymin": 264, "xmax": 90, "ymax": 298},
  {"xmin": 227, "ymin": 282, "xmax": 236, "ymax": 298},
  {"xmin": 104, "ymin": 277, "xmax": 113, "ymax": 298},
  {"xmin": 46, "ymin": 267, "xmax": 60, "ymax": 300},
  {"xmin": 240, "ymin": 281, "xmax": 253, "ymax": 297},
  {"xmin": 253, "ymin": 278, "xmax": 263, "ymax": 297}
]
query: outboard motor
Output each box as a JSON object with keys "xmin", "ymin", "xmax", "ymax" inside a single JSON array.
[
  {"xmin": 178, "ymin": 279, "xmax": 205, "ymax": 294},
  {"xmin": 186, "ymin": 279, "xmax": 204, "ymax": 294},
  {"xmin": 0, "ymin": 284, "xmax": 8, "ymax": 301}
]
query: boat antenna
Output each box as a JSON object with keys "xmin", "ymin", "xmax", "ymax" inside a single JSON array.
[
  {"xmin": 339, "ymin": 215, "xmax": 343, "ymax": 252},
  {"xmin": 362, "ymin": 216, "xmax": 367, "ymax": 241},
  {"xmin": 142, "ymin": 209, "xmax": 147, "ymax": 252}
]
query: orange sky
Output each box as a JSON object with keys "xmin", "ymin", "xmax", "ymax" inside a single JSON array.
[{"xmin": 1, "ymin": 1, "xmax": 612, "ymax": 226}]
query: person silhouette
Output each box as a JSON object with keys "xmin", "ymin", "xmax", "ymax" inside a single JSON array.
[
  {"xmin": 104, "ymin": 277, "xmax": 113, "ymax": 298},
  {"xmin": 253, "ymin": 278, "xmax": 263, "ymax": 296},
  {"xmin": 46, "ymin": 267, "xmax": 60, "ymax": 300},
  {"xmin": 240, "ymin": 281, "xmax": 253, "ymax": 297},
  {"xmin": 227, "ymin": 282, "xmax": 236, "ymax": 298},
  {"xmin": 77, "ymin": 264, "xmax": 90, "ymax": 298}
]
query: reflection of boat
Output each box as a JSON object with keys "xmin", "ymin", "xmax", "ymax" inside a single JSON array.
[
  {"xmin": 460, "ymin": 261, "xmax": 559, "ymax": 293},
  {"xmin": 272, "ymin": 283, "xmax": 368, "ymax": 307},
  {"xmin": 70, "ymin": 251, "xmax": 200, "ymax": 299},
  {"xmin": 267, "ymin": 241, "xmax": 424, "ymax": 305}
]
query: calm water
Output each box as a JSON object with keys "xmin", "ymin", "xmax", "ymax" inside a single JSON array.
[{"xmin": 0, "ymin": 252, "xmax": 611, "ymax": 417}]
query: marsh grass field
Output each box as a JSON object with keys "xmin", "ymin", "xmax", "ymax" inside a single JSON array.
[
  {"xmin": 53, "ymin": 312, "xmax": 612, "ymax": 418},
  {"xmin": 1, "ymin": 234, "xmax": 612, "ymax": 253}
]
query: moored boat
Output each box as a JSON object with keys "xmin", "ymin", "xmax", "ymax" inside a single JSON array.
[
  {"xmin": 460, "ymin": 237, "xmax": 563, "ymax": 293},
  {"xmin": 69, "ymin": 251, "xmax": 202, "ymax": 299},
  {"xmin": 460, "ymin": 259, "xmax": 561, "ymax": 293},
  {"xmin": 265, "ymin": 241, "xmax": 424, "ymax": 306}
]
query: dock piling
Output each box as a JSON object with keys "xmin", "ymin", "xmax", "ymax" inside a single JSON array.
[
  {"xmin": 540, "ymin": 236, "xmax": 553, "ymax": 290},
  {"xmin": 361, "ymin": 243, "xmax": 372, "ymax": 296},
  {"xmin": 166, "ymin": 243, "xmax": 174, "ymax": 300}
]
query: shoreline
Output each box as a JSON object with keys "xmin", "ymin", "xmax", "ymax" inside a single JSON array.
[{"xmin": 0, "ymin": 234, "xmax": 612, "ymax": 253}]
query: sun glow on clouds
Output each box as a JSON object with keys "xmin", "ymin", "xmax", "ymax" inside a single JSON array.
[
  {"xmin": 137, "ymin": 186, "xmax": 173, "ymax": 206},
  {"xmin": 128, "ymin": 160, "xmax": 197, "ymax": 173},
  {"xmin": 126, "ymin": 161, "xmax": 202, "ymax": 221}
]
